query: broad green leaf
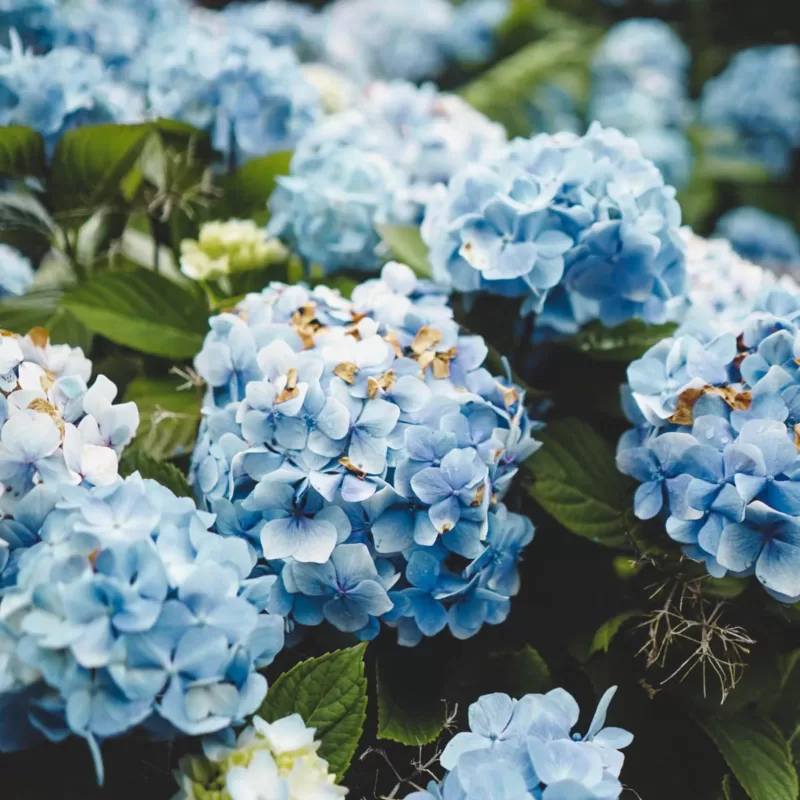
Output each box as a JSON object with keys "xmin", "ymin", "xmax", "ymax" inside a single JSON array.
[
  {"xmin": 0, "ymin": 192, "xmax": 56, "ymax": 236},
  {"xmin": 376, "ymin": 659, "xmax": 445, "ymax": 746},
  {"xmin": 46, "ymin": 306, "xmax": 93, "ymax": 351},
  {"xmin": 118, "ymin": 449, "xmax": 193, "ymax": 498},
  {"xmin": 589, "ymin": 610, "xmax": 642, "ymax": 657},
  {"xmin": 527, "ymin": 418, "xmax": 636, "ymax": 549},
  {"xmin": 697, "ymin": 713, "xmax": 798, "ymax": 800},
  {"xmin": 61, "ymin": 267, "xmax": 208, "ymax": 359},
  {"xmin": 0, "ymin": 126, "xmax": 46, "ymax": 179},
  {"xmin": 218, "ymin": 151, "xmax": 292, "ymax": 221},
  {"xmin": 0, "ymin": 289, "xmax": 62, "ymax": 334},
  {"xmin": 259, "ymin": 645, "xmax": 367, "ymax": 781},
  {"xmin": 123, "ymin": 376, "xmax": 202, "ymax": 461},
  {"xmin": 493, "ymin": 645, "xmax": 552, "ymax": 696},
  {"xmin": 49, "ymin": 123, "xmax": 154, "ymax": 224},
  {"xmin": 568, "ymin": 319, "xmax": 678, "ymax": 362},
  {"xmin": 377, "ymin": 225, "xmax": 433, "ymax": 278}
]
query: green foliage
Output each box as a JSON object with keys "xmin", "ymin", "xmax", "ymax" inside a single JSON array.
[
  {"xmin": 61, "ymin": 267, "xmax": 208, "ymax": 358},
  {"xmin": 123, "ymin": 375, "xmax": 202, "ymax": 461},
  {"xmin": 527, "ymin": 418, "xmax": 636, "ymax": 549},
  {"xmin": 568, "ymin": 319, "xmax": 678, "ymax": 362},
  {"xmin": 496, "ymin": 645, "xmax": 552, "ymax": 695},
  {"xmin": 0, "ymin": 192, "xmax": 56, "ymax": 236},
  {"xmin": 376, "ymin": 225, "xmax": 433, "ymax": 278},
  {"xmin": 697, "ymin": 713, "xmax": 798, "ymax": 800},
  {"xmin": 589, "ymin": 610, "xmax": 643, "ymax": 656},
  {"xmin": 0, "ymin": 126, "xmax": 46, "ymax": 180},
  {"xmin": 259, "ymin": 645, "xmax": 368, "ymax": 781},
  {"xmin": 218, "ymin": 151, "xmax": 292, "ymax": 222},
  {"xmin": 118, "ymin": 449, "xmax": 193, "ymax": 498}
]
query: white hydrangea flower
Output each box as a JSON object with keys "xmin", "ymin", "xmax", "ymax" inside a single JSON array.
[{"xmin": 174, "ymin": 713, "xmax": 347, "ymax": 800}]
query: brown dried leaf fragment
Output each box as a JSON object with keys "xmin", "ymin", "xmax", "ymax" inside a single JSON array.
[
  {"xmin": 339, "ymin": 457, "xmax": 367, "ymax": 480},
  {"xmin": 275, "ymin": 368, "xmax": 300, "ymax": 405},
  {"xmin": 334, "ymin": 362, "xmax": 359, "ymax": 385}
]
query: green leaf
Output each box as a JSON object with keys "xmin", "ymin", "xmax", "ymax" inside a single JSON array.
[
  {"xmin": 118, "ymin": 449, "xmax": 193, "ymax": 498},
  {"xmin": 259, "ymin": 645, "xmax": 367, "ymax": 781},
  {"xmin": 0, "ymin": 289, "xmax": 62, "ymax": 334},
  {"xmin": 218, "ymin": 151, "xmax": 292, "ymax": 221},
  {"xmin": 697, "ymin": 713, "xmax": 798, "ymax": 800},
  {"xmin": 49, "ymin": 123, "xmax": 154, "ymax": 224},
  {"xmin": 376, "ymin": 659, "xmax": 445, "ymax": 746},
  {"xmin": 376, "ymin": 225, "xmax": 433, "ymax": 278},
  {"xmin": 61, "ymin": 267, "xmax": 208, "ymax": 359},
  {"xmin": 0, "ymin": 192, "xmax": 56, "ymax": 236},
  {"xmin": 527, "ymin": 418, "xmax": 636, "ymax": 549},
  {"xmin": 46, "ymin": 306, "xmax": 93, "ymax": 351},
  {"xmin": 567, "ymin": 319, "xmax": 678, "ymax": 362},
  {"xmin": 123, "ymin": 376, "xmax": 202, "ymax": 461},
  {"xmin": 493, "ymin": 645, "xmax": 552, "ymax": 696},
  {"xmin": 0, "ymin": 126, "xmax": 46, "ymax": 179},
  {"xmin": 589, "ymin": 610, "xmax": 642, "ymax": 656}
]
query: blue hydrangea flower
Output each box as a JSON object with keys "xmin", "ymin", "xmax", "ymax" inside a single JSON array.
[
  {"xmin": 0, "ymin": 34, "xmax": 143, "ymax": 154},
  {"xmin": 0, "ymin": 473, "xmax": 285, "ymax": 778},
  {"xmin": 714, "ymin": 207, "xmax": 800, "ymax": 273},
  {"xmin": 269, "ymin": 80, "xmax": 505, "ymax": 275},
  {"xmin": 221, "ymin": 0, "xmax": 321, "ymax": 55},
  {"xmin": 190, "ymin": 263, "xmax": 539, "ymax": 646},
  {"xmin": 619, "ymin": 291, "xmax": 800, "ymax": 598},
  {"xmin": 406, "ymin": 687, "xmax": 632, "ymax": 800},
  {"xmin": 138, "ymin": 21, "xmax": 321, "ymax": 163},
  {"xmin": 0, "ymin": 0, "xmax": 56, "ymax": 51},
  {"xmin": 423, "ymin": 123, "xmax": 687, "ymax": 335},
  {"xmin": 0, "ymin": 244, "xmax": 34, "ymax": 298},
  {"xmin": 701, "ymin": 45, "xmax": 800, "ymax": 177}
]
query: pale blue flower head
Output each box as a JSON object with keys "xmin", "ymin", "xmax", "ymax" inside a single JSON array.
[
  {"xmin": 0, "ymin": 243, "xmax": 34, "ymax": 298},
  {"xmin": 714, "ymin": 207, "xmax": 800, "ymax": 273},
  {"xmin": 191, "ymin": 268, "xmax": 538, "ymax": 645},
  {"xmin": 0, "ymin": 0, "xmax": 56, "ymax": 51}
]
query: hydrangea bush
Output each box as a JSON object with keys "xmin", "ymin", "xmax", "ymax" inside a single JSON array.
[
  {"xmin": 190, "ymin": 262, "xmax": 539, "ymax": 646},
  {"xmin": 404, "ymin": 688, "xmax": 632, "ymax": 800}
]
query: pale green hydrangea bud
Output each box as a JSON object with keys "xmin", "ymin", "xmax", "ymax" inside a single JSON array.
[
  {"xmin": 180, "ymin": 219, "xmax": 289, "ymax": 281},
  {"xmin": 173, "ymin": 713, "xmax": 347, "ymax": 800},
  {"xmin": 301, "ymin": 63, "xmax": 357, "ymax": 113}
]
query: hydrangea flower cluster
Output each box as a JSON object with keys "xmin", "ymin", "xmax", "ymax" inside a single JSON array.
[
  {"xmin": 268, "ymin": 80, "xmax": 506, "ymax": 274},
  {"xmin": 589, "ymin": 19, "xmax": 693, "ymax": 188},
  {"xmin": 0, "ymin": 328, "xmax": 138, "ymax": 520},
  {"xmin": 190, "ymin": 262, "xmax": 539, "ymax": 646},
  {"xmin": 318, "ymin": 0, "xmax": 509, "ymax": 83},
  {"xmin": 701, "ymin": 45, "xmax": 800, "ymax": 178},
  {"xmin": 221, "ymin": 0, "xmax": 322, "ymax": 57},
  {"xmin": 0, "ymin": 473, "xmax": 285, "ymax": 779},
  {"xmin": 618, "ymin": 289, "xmax": 800, "ymax": 601},
  {"xmin": 422, "ymin": 122, "xmax": 687, "ymax": 335},
  {"xmin": 404, "ymin": 688, "xmax": 632, "ymax": 800},
  {"xmin": 0, "ymin": 32, "xmax": 143, "ymax": 154},
  {"xmin": 672, "ymin": 229, "xmax": 800, "ymax": 334},
  {"xmin": 137, "ymin": 20, "xmax": 321, "ymax": 163},
  {"xmin": 0, "ymin": 0, "xmax": 55, "ymax": 50},
  {"xmin": 0, "ymin": 244, "xmax": 34, "ymax": 298},
  {"xmin": 174, "ymin": 713, "xmax": 345, "ymax": 800},
  {"xmin": 180, "ymin": 219, "xmax": 289, "ymax": 283},
  {"xmin": 714, "ymin": 207, "xmax": 800, "ymax": 273}
]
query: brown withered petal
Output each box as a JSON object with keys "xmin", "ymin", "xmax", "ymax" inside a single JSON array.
[
  {"xmin": 384, "ymin": 330, "xmax": 403, "ymax": 358},
  {"xmin": 669, "ymin": 385, "xmax": 752, "ymax": 426},
  {"xmin": 668, "ymin": 387, "xmax": 705, "ymax": 426},
  {"xmin": 794, "ymin": 424, "xmax": 800, "ymax": 452},
  {"xmin": 27, "ymin": 327, "xmax": 50, "ymax": 348},
  {"xmin": 501, "ymin": 384, "xmax": 519, "ymax": 408},
  {"xmin": 432, "ymin": 357, "xmax": 451, "ymax": 379},
  {"xmin": 339, "ymin": 457, "xmax": 367, "ymax": 480},
  {"xmin": 411, "ymin": 326, "xmax": 442, "ymax": 355},
  {"xmin": 40, "ymin": 369, "xmax": 56, "ymax": 393},
  {"xmin": 367, "ymin": 370, "xmax": 397, "ymax": 399},
  {"xmin": 470, "ymin": 484, "xmax": 485, "ymax": 507},
  {"xmin": 416, "ymin": 350, "xmax": 436, "ymax": 375},
  {"xmin": 28, "ymin": 398, "xmax": 65, "ymax": 435},
  {"xmin": 334, "ymin": 362, "xmax": 359, "ymax": 385},
  {"xmin": 0, "ymin": 329, "xmax": 18, "ymax": 338}
]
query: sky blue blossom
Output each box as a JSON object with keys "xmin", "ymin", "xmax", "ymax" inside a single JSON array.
[
  {"xmin": 619, "ymin": 294, "xmax": 800, "ymax": 597},
  {"xmin": 423, "ymin": 123, "xmax": 687, "ymax": 334},
  {"xmin": 0, "ymin": 0, "xmax": 56, "ymax": 50},
  {"xmin": 714, "ymin": 207, "xmax": 800, "ymax": 272},
  {"xmin": 0, "ymin": 244, "xmax": 34, "ymax": 298},
  {"xmin": 407, "ymin": 687, "xmax": 632, "ymax": 800},
  {"xmin": 701, "ymin": 45, "xmax": 800, "ymax": 177},
  {"xmin": 191, "ymin": 265, "xmax": 538, "ymax": 645},
  {"xmin": 0, "ymin": 473, "xmax": 284, "ymax": 777}
]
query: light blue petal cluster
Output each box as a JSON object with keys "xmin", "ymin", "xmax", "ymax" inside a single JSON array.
[
  {"xmin": 589, "ymin": 19, "xmax": 693, "ymax": 188},
  {"xmin": 0, "ymin": 33, "xmax": 143, "ymax": 154},
  {"xmin": 0, "ymin": 243, "xmax": 34, "ymax": 298},
  {"xmin": 0, "ymin": 329, "xmax": 138, "ymax": 519},
  {"xmin": 190, "ymin": 262, "xmax": 540, "ymax": 646},
  {"xmin": 700, "ymin": 45, "xmax": 800, "ymax": 178},
  {"xmin": 268, "ymin": 81, "xmax": 506, "ymax": 274},
  {"xmin": 0, "ymin": 472, "xmax": 285, "ymax": 780},
  {"xmin": 136, "ymin": 20, "xmax": 321, "ymax": 163},
  {"xmin": 404, "ymin": 687, "xmax": 633, "ymax": 800},
  {"xmin": 422, "ymin": 122, "xmax": 687, "ymax": 335},
  {"xmin": 714, "ymin": 207, "xmax": 800, "ymax": 273},
  {"xmin": 221, "ymin": 0, "xmax": 322, "ymax": 56},
  {"xmin": 318, "ymin": 0, "xmax": 509, "ymax": 83},
  {"xmin": 0, "ymin": 0, "xmax": 56, "ymax": 50},
  {"xmin": 619, "ymin": 289, "xmax": 800, "ymax": 601}
]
